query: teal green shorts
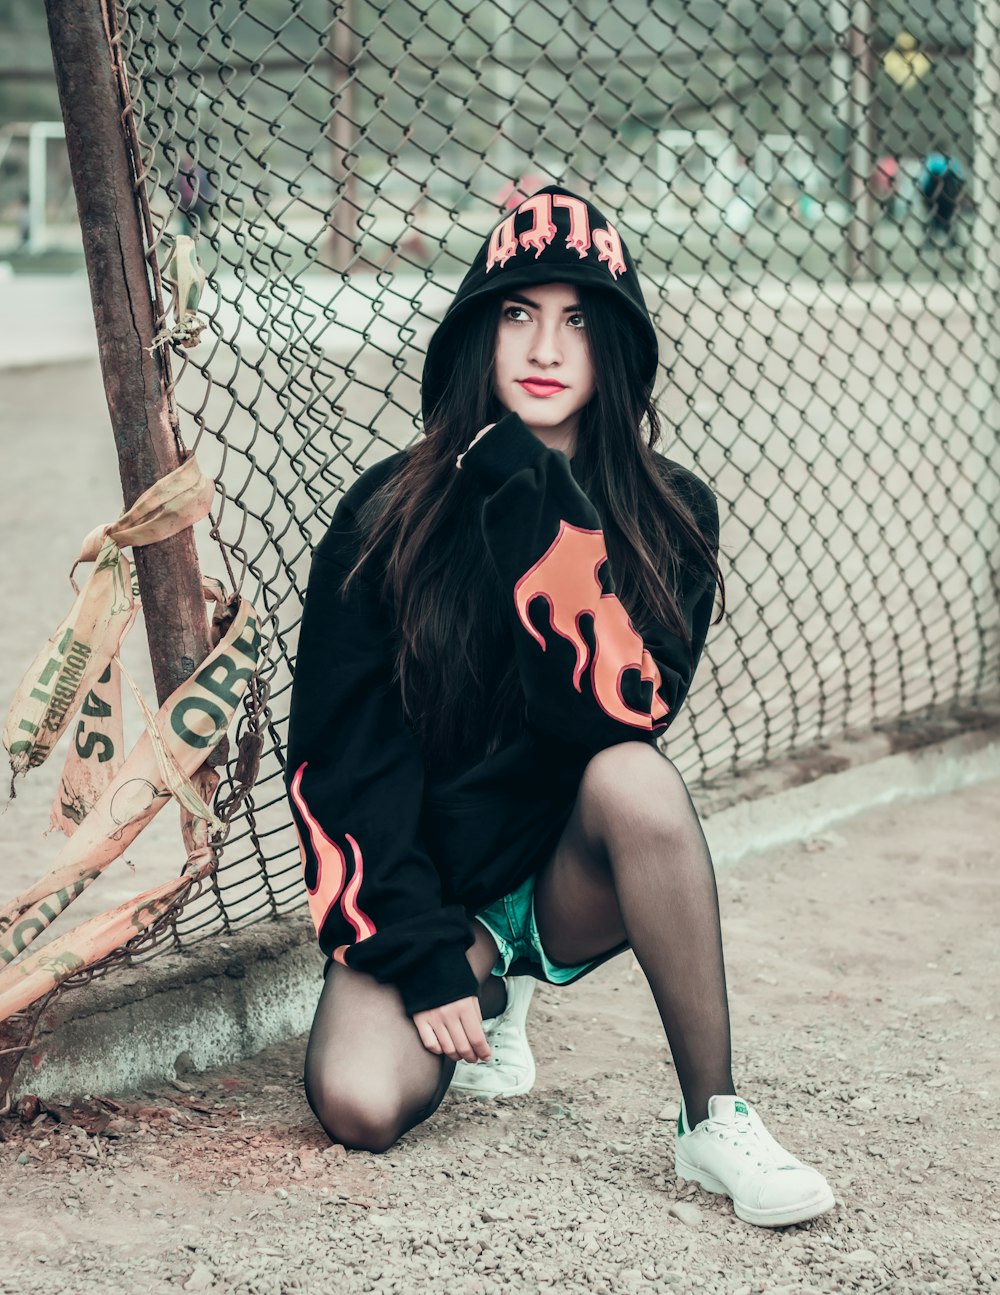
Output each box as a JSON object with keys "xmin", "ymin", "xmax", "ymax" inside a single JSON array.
[{"xmin": 474, "ymin": 870, "xmax": 601, "ymax": 984}]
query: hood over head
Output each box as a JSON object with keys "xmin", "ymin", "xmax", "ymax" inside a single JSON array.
[{"xmin": 420, "ymin": 185, "xmax": 658, "ymax": 424}]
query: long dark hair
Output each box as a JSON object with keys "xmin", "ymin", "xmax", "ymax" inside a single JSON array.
[{"xmin": 341, "ymin": 285, "xmax": 725, "ymax": 773}]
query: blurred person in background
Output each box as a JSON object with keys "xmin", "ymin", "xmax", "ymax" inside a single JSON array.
[
  {"xmin": 917, "ymin": 146, "xmax": 967, "ymax": 246},
  {"xmin": 869, "ymin": 154, "xmax": 902, "ymax": 224}
]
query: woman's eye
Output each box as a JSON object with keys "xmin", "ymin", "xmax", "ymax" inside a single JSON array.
[
  {"xmin": 568, "ymin": 312, "xmax": 586, "ymax": 329},
  {"xmin": 503, "ymin": 305, "xmax": 530, "ymax": 322}
]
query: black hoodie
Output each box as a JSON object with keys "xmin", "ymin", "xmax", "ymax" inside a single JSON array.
[{"xmin": 286, "ymin": 187, "xmax": 719, "ymax": 1016}]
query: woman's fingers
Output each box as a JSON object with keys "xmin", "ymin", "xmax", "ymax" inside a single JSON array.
[
  {"xmin": 413, "ymin": 997, "xmax": 491, "ymax": 1063},
  {"xmin": 460, "ymin": 1003, "xmax": 492, "ymax": 1062},
  {"xmin": 437, "ymin": 1016, "xmax": 480, "ymax": 1063},
  {"xmin": 414, "ymin": 1018, "xmax": 441, "ymax": 1054},
  {"xmin": 433, "ymin": 1022, "xmax": 460, "ymax": 1061}
]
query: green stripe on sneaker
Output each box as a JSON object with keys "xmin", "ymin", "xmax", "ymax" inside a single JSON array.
[{"xmin": 677, "ymin": 1108, "xmax": 685, "ymax": 1137}]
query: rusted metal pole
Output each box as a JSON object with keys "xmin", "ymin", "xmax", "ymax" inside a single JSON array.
[{"xmin": 43, "ymin": 0, "xmax": 213, "ymax": 705}]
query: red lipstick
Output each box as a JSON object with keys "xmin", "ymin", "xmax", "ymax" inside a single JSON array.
[{"xmin": 517, "ymin": 378, "xmax": 566, "ymax": 397}]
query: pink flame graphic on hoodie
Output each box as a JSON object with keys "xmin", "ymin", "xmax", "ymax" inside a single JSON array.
[
  {"xmin": 290, "ymin": 763, "xmax": 377, "ymax": 952},
  {"xmin": 513, "ymin": 521, "xmax": 669, "ymax": 729}
]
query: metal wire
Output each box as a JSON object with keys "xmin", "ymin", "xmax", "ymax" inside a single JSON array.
[{"xmin": 92, "ymin": 0, "xmax": 1000, "ymax": 954}]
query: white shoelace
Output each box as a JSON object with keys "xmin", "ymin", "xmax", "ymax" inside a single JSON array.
[
  {"xmin": 483, "ymin": 1015, "xmax": 513, "ymax": 1065},
  {"xmin": 704, "ymin": 1114, "xmax": 800, "ymax": 1172}
]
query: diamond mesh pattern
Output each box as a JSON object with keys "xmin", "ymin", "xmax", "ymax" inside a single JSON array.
[{"xmin": 105, "ymin": 0, "xmax": 998, "ymax": 949}]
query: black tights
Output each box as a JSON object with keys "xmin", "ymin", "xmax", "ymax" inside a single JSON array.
[
  {"xmin": 303, "ymin": 921, "xmax": 503, "ymax": 1153},
  {"xmin": 304, "ymin": 742, "xmax": 734, "ymax": 1151}
]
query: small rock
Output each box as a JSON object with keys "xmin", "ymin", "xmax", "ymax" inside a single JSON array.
[
  {"xmin": 274, "ymin": 1187, "xmax": 289, "ymax": 1200},
  {"xmin": 657, "ymin": 1103, "xmax": 681, "ymax": 1122},
  {"xmin": 667, "ymin": 1200, "xmax": 704, "ymax": 1227},
  {"xmin": 16, "ymin": 1095, "xmax": 40, "ymax": 1122},
  {"xmin": 182, "ymin": 1264, "xmax": 214, "ymax": 1292},
  {"xmin": 850, "ymin": 1096, "xmax": 875, "ymax": 1111},
  {"xmin": 103, "ymin": 1118, "xmax": 138, "ymax": 1137},
  {"xmin": 845, "ymin": 1248, "xmax": 879, "ymax": 1263}
]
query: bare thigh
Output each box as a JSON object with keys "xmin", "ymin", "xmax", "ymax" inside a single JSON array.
[{"xmin": 532, "ymin": 777, "xmax": 630, "ymax": 968}]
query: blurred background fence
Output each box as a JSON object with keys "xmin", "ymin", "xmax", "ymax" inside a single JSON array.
[{"xmin": 2, "ymin": 0, "xmax": 998, "ymax": 954}]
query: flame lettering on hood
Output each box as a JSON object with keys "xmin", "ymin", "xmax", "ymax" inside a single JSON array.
[
  {"xmin": 553, "ymin": 193, "xmax": 591, "ymax": 258},
  {"xmin": 513, "ymin": 521, "xmax": 669, "ymax": 729},
  {"xmin": 290, "ymin": 762, "xmax": 377, "ymax": 946},
  {"xmin": 486, "ymin": 192, "xmax": 629, "ymax": 279},
  {"xmin": 518, "ymin": 193, "xmax": 558, "ymax": 258},
  {"xmin": 592, "ymin": 222, "xmax": 627, "ymax": 279},
  {"xmin": 487, "ymin": 211, "xmax": 519, "ymax": 272}
]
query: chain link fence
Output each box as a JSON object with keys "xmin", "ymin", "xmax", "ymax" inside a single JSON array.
[{"xmin": 42, "ymin": 0, "xmax": 1000, "ymax": 952}]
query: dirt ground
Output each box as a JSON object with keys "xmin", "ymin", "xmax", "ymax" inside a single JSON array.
[{"xmin": 1, "ymin": 777, "xmax": 997, "ymax": 1295}]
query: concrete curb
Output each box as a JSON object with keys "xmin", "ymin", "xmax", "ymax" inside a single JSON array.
[
  {"xmin": 12, "ymin": 914, "xmax": 322, "ymax": 1104},
  {"xmin": 11, "ymin": 721, "xmax": 1000, "ymax": 1103},
  {"xmin": 703, "ymin": 721, "xmax": 1000, "ymax": 867}
]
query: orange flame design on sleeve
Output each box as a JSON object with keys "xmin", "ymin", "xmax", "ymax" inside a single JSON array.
[
  {"xmin": 339, "ymin": 832, "xmax": 376, "ymax": 941},
  {"xmin": 289, "ymin": 763, "xmax": 377, "ymax": 949},
  {"xmin": 512, "ymin": 521, "xmax": 669, "ymax": 729}
]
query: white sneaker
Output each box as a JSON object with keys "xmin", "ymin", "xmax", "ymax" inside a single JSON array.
[
  {"xmin": 674, "ymin": 1094, "xmax": 836, "ymax": 1228},
  {"xmin": 449, "ymin": 975, "xmax": 537, "ymax": 1098}
]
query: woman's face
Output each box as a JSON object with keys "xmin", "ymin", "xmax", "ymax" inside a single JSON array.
[{"xmin": 492, "ymin": 281, "xmax": 596, "ymax": 456}]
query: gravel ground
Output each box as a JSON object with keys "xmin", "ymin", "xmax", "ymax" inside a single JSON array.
[{"xmin": 2, "ymin": 777, "xmax": 997, "ymax": 1295}]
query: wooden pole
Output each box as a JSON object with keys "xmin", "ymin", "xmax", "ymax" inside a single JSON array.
[{"xmin": 43, "ymin": 0, "xmax": 213, "ymax": 705}]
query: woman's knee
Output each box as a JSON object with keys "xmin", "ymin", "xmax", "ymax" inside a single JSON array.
[
  {"xmin": 580, "ymin": 741, "xmax": 693, "ymax": 838},
  {"xmin": 304, "ymin": 1064, "xmax": 410, "ymax": 1153},
  {"xmin": 302, "ymin": 961, "xmax": 444, "ymax": 1152}
]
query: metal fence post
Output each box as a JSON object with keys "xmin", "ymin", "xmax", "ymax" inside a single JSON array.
[
  {"xmin": 971, "ymin": 0, "xmax": 1000, "ymax": 688},
  {"xmin": 327, "ymin": 0, "xmax": 359, "ymax": 273},
  {"xmin": 974, "ymin": 0, "xmax": 1000, "ymax": 412},
  {"xmin": 42, "ymin": 0, "xmax": 215, "ymax": 707}
]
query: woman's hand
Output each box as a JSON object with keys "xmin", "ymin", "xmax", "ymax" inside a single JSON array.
[
  {"xmin": 413, "ymin": 995, "xmax": 492, "ymax": 1063},
  {"xmin": 455, "ymin": 423, "xmax": 495, "ymax": 471}
]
